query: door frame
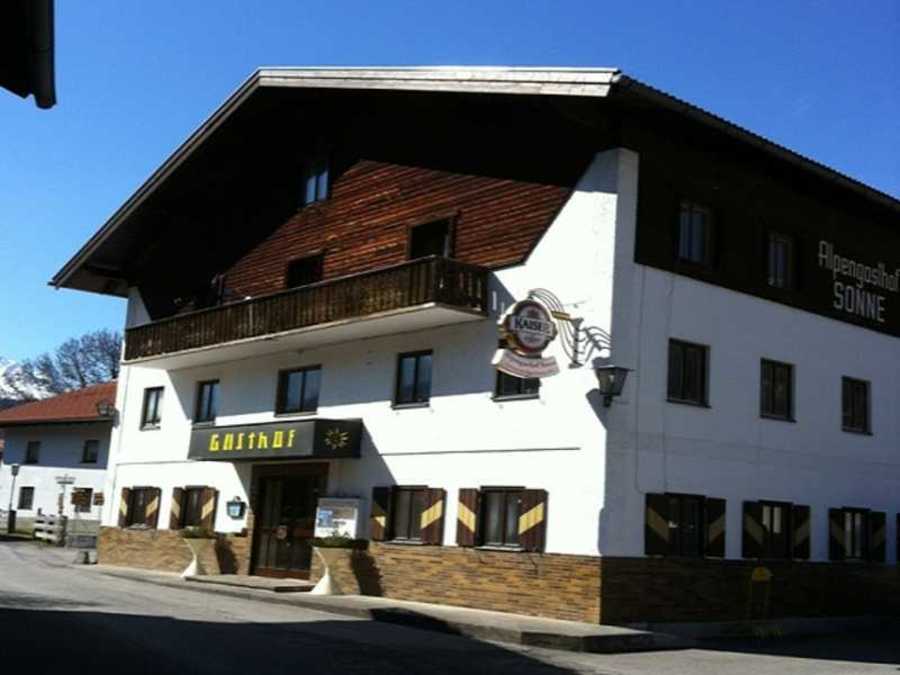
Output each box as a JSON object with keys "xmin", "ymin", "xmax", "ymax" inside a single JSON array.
[{"xmin": 249, "ymin": 461, "xmax": 329, "ymax": 577}]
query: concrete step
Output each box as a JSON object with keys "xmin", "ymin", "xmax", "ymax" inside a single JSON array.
[{"xmin": 187, "ymin": 574, "xmax": 315, "ymax": 593}]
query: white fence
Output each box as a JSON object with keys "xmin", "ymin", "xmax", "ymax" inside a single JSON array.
[{"xmin": 33, "ymin": 514, "xmax": 67, "ymax": 545}]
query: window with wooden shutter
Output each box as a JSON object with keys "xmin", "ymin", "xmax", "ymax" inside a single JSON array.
[
  {"xmin": 370, "ymin": 487, "xmax": 392, "ymax": 541},
  {"xmin": 169, "ymin": 488, "xmax": 184, "ymax": 530},
  {"xmin": 704, "ymin": 498, "xmax": 726, "ymax": 557},
  {"xmin": 118, "ymin": 488, "xmax": 131, "ymax": 528},
  {"xmin": 147, "ymin": 488, "xmax": 161, "ymax": 529},
  {"xmin": 645, "ymin": 493, "xmax": 670, "ymax": 555},
  {"xmin": 829, "ymin": 508, "xmax": 846, "ymax": 561},
  {"xmin": 456, "ymin": 488, "xmax": 480, "ymax": 547},
  {"xmin": 869, "ymin": 511, "xmax": 886, "ymax": 563},
  {"xmin": 791, "ymin": 504, "xmax": 811, "ymax": 560},
  {"xmin": 742, "ymin": 501, "xmax": 764, "ymax": 559},
  {"xmin": 200, "ymin": 487, "xmax": 218, "ymax": 531},
  {"xmin": 517, "ymin": 489, "xmax": 547, "ymax": 552},
  {"xmin": 741, "ymin": 500, "xmax": 794, "ymax": 560},
  {"xmin": 420, "ymin": 488, "xmax": 446, "ymax": 545}
]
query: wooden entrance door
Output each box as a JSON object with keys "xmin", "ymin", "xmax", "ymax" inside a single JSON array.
[{"xmin": 252, "ymin": 464, "xmax": 327, "ymax": 579}]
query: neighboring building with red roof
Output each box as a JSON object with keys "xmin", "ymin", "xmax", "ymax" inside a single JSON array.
[{"xmin": 0, "ymin": 382, "xmax": 115, "ymax": 534}]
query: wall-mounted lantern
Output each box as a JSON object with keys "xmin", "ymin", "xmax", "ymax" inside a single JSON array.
[
  {"xmin": 226, "ymin": 497, "xmax": 246, "ymax": 519},
  {"xmin": 595, "ymin": 365, "xmax": 631, "ymax": 406}
]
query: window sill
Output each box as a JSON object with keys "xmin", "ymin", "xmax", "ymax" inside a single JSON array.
[
  {"xmin": 140, "ymin": 425, "xmax": 161, "ymax": 432},
  {"xmin": 391, "ymin": 402, "xmax": 430, "ymax": 411},
  {"xmin": 79, "ymin": 461, "xmax": 98, "ymax": 466},
  {"xmin": 760, "ymin": 413, "xmax": 796, "ymax": 423},
  {"xmin": 192, "ymin": 421, "xmax": 216, "ymax": 428},
  {"xmin": 274, "ymin": 410, "xmax": 318, "ymax": 418},
  {"xmin": 492, "ymin": 394, "xmax": 540, "ymax": 403},
  {"xmin": 841, "ymin": 427, "xmax": 873, "ymax": 436},
  {"xmin": 475, "ymin": 545, "xmax": 525, "ymax": 553},
  {"xmin": 384, "ymin": 539, "xmax": 426, "ymax": 546},
  {"xmin": 666, "ymin": 398, "xmax": 711, "ymax": 409}
]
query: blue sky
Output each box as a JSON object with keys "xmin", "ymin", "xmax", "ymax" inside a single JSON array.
[{"xmin": 0, "ymin": 1, "xmax": 897, "ymax": 360}]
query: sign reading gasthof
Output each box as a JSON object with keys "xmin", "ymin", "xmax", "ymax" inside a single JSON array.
[
  {"xmin": 493, "ymin": 298, "xmax": 560, "ymax": 378},
  {"xmin": 188, "ymin": 418, "xmax": 362, "ymax": 461}
]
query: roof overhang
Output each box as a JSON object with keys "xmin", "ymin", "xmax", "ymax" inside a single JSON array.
[
  {"xmin": 0, "ymin": 416, "xmax": 113, "ymax": 430},
  {"xmin": 0, "ymin": 0, "xmax": 55, "ymax": 109},
  {"xmin": 50, "ymin": 66, "xmax": 899, "ymax": 296}
]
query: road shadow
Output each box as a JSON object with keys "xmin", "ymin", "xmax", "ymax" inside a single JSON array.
[
  {"xmin": 0, "ymin": 607, "xmax": 577, "ymax": 675},
  {"xmin": 697, "ymin": 620, "xmax": 900, "ymax": 667}
]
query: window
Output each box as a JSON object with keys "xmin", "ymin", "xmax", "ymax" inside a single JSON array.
[
  {"xmin": 667, "ymin": 494, "xmax": 704, "ymax": 557},
  {"xmin": 181, "ymin": 487, "xmax": 206, "ymax": 528},
  {"xmin": 409, "ymin": 219, "xmax": 452, "ymax": 259},
  {"xmin": 302, "ymin": 153, "xmax": 329, "ymax": 205},
  {"xmin": 481, "ymin": 488, "xmax": 522, "ymax": 548},
  {"xmin": 126, "ymin": 488, "xmax": 158, "ymax": 528},
  {"xmin": 24, "ymin": 441, "xmax": 40, "ymax": 464},
  {"xmin": 667, "ymin": 339, "xmax": 709, "ymax": 406},
  {"xmin": 767, "ymin": 232, "xmax": 794, "ymax": 289},
  {"xmin": 743, "ymin": 500, "xmax": 809, "ymax": 560},
  {"xmin": 285, "ymin": 255, "xmax": 324, "ymax": 289},
  {"xmin": 390, "ymin": 487, "xmax": 427, "ymax": 541},
  {"xmin": 81, "ymin": 439, "xmax": 99, "ymax": 464},
  {"xmin": 842, "ymin": 377, "xmax": 870, "ymax": 433},
  {"xmin": 760, "ymin": 502, "xmax": 791, "ymax": 559},
  {"xmin": 17, "ymin": 487, "xmax": 34, "ymax": 510},
  {"xmin": 276, "ymin": 366, "xmax": 321, "ymax": 414},
  {"xmin": 761, "ymin": 359, "xmax": 793, "ymax": 420},
  {"xmin": 194, "ymin": 380, "xmax": 219, "ymax": 424},
  {"xmin": 73, "ymin": 488, "xmax": 93, "ymax": 514},
  {"xmin": 494, "ymin": 371, "xmax": 540, "ymax": 400},
  {"xmin": 677, "ymin": 201, "xmax": 713, "ymax": 265},
  {"xmin": 394, "ymin": 351, "xmax": 433, "ymax": 406},
  {"xmin": 844, "ymin": 509, "xmax": 869, "ymax": 561},
  {"xmin": 141, "ymin": 387, "xmax": 164, "ymax": 429}
]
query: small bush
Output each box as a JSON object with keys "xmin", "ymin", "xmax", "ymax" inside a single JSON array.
[
  {"xmin": 181, "ymin": 526, "xmax": 215, "ymax": 539},
  {"xmin": 312, "ymin": 535, "xmax": 368, "ymax": 550}
]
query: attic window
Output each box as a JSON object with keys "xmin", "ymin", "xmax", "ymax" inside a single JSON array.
[
  {"xmin": 409, "ymin": 219, "xmax": 452, "ymax": 259},
  {"xmin": 302, "ymin": 153, "xmax": 329, "ymax": 205},
  {"xmin": 286, "ymin": 255, "xmax": 324, "ymax": 289}
]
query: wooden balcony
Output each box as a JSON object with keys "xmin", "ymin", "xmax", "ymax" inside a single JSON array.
[{"xmin": 124, "ymin": 256, "xmax": 489, "ymax": 366}]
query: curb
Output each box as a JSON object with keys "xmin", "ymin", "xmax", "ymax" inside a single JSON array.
[{"xmin": 90, "ymin": 567, "xmax": 692, "ymax": 654}]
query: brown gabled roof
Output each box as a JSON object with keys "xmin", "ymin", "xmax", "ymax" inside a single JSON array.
[{"xmin": 0, "ymin": 381, "xmax": 116, "ymax": 427}]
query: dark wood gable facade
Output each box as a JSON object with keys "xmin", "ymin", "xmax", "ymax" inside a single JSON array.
[{"xmin": 225, "ymin": 159, "xmax": 573, "ymax": 300}]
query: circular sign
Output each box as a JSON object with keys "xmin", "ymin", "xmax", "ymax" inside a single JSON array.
[{"xmin": 503, "ymin": 300, "xmax": 557, "ymax": 355}]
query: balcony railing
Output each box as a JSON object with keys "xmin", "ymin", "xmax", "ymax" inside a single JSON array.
[{"xmin": 124, "ymin": 256, "xmax": 489, "ymax": 361}]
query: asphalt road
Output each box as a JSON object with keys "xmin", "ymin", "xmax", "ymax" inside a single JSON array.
[{"xmin": 0, "ymin": 539, "xmax": 897, "ymax": 674}]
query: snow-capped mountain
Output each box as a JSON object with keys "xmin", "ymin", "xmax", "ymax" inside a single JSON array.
[{"xmin": 0, "ymin": 358, "xmax": 50, "ymax": 409}]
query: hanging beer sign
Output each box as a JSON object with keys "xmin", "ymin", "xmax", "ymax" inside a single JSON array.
[{"xmin": 493, "ymin": 299, "xmax": 560, "ymax": 378}]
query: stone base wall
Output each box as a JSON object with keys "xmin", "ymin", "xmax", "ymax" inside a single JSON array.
[
  {"xmin": 310, "ymin": 543, "xmax": 602, "ymax": 623},
  {"xmin": 600, "ymin": 557, "xmax": 900, "ymax": 624},
  {"xmin": 98, "ymin": 527, "xmax": 193, "ymax": 573},
  {"xmin": 99, "ymin": 528, "xmax": 900, "ymax": 624},
  {"xmin": 97, "ymin": 527, "xmax": 252, "ymax": 576}
]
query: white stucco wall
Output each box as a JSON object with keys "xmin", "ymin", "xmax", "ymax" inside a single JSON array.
[
  {"xmin": 102, "ymin": 149, "xmax": 630, "ymax": 556},
  {"xmin": 604, "ymin": 156, "xmax": 900, "ymax": 563},
  {"xmin": 0, "ymin": 423, "xmax": 111, "ymax": 521}
]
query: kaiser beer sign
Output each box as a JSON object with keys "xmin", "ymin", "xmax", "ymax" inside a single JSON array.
[{"xmin": 493, "ymin": 299, "xmax": 560, "ymax": 378}]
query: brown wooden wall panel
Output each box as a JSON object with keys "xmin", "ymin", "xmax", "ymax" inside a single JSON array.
[
  {"xmin": 224, "ymin": 160, "xmax": 572, "ymax": 299},
  {"xmin": 627, "ymin": 116, "xmax": 900, "ymax": 339}
]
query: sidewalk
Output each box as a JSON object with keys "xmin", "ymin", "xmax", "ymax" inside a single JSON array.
[{"xmin": 86, "ymin": 564, "xmax": 691, "ymax": 654}]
